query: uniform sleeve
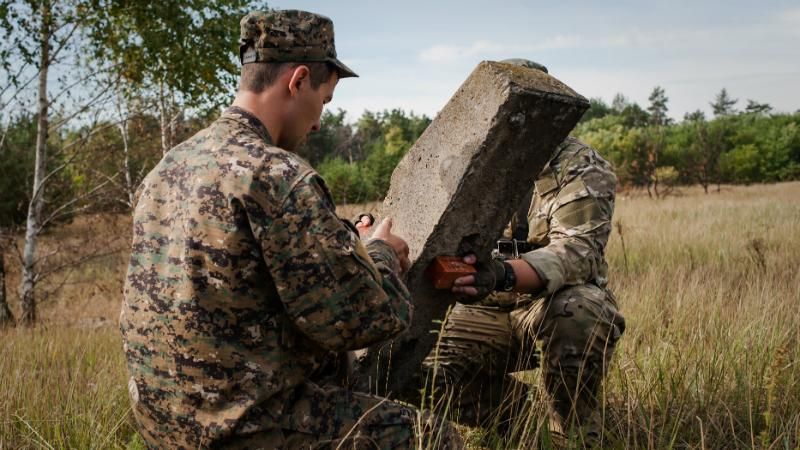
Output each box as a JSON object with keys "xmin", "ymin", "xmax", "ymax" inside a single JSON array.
[
  {"xmin": 520, "ymin": 157, "xmax": 616, "ymax": 296},
  {"xmin": 254, "ymin": 172, "xmax": 412, "ymax": 352}
]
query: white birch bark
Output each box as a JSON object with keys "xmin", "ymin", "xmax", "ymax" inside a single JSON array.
[
  {"xmin": 19, "ymin": 0, "xmax": 51, "ymax": 325},
  {"xmin": 158, "ymin": 79, "xmax": 170, "ymax": 155}
]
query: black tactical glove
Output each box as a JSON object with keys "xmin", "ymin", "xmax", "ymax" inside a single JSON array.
[{"xmin": 459, "ymin": 258, "xmax": 509, "ymax": 303}]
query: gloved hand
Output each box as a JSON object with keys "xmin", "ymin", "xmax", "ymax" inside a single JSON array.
[{"xmin": 451, "ymin": 254, "xmax": 507, "ymax": 303}]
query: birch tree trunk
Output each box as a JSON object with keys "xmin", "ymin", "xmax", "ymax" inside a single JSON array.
[
  {"xmin": 169, "ymin": 89, "xmax": 179, "ymax": 149},
  {"xmin": 158, "ymin": 79, "xmax": 170, "ymax": 155},
  {"xmin": 114, "ymin": 83, "xmax": 138, "ymax": 208},
  {"xmin": 19, "ymin": 0, "xmax": 51, "ymax": 326},
  {"xmin": 118, "ymin": 118, "xmax": 135, "ymax": 207}
]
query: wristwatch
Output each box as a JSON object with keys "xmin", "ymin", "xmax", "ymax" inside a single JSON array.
[{"xmin": 501, "ymin": 261, "xmax": 516, "ymax": 292}]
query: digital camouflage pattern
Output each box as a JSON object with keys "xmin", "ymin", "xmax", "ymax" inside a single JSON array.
[
  {"xmin": 423, "ymin": 138, "xmax": 625, "ymax": 440},
  {"xmin": 120, "ymin": 107, "xmax": 449, "ymax": 448},
  {"xmin": 239, "ymin": 9, "xmax": 357, "ymax": 78},
  {"xmin": 225, "ymin": 382, "xmax": 463, "ymax": 449}
]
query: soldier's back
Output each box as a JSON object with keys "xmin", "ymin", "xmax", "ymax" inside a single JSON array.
[{"xmin": 121, "ymin": 107, "xmax": 331, "ymax": 448}]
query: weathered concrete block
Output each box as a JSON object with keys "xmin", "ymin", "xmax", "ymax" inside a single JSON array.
[{"xmin": 354, "ymin": 61, "xmax": 589, "ymax": 397}]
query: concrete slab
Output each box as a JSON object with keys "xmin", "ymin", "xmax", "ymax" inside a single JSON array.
[{"xmin": 352, "ymin": 60, "xmax": 589, "ymax": 397}]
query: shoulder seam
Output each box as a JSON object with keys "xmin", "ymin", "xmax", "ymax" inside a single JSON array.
[{"xmin": 264, "ymin": 167, "xmax": 316, "ymax": 235}]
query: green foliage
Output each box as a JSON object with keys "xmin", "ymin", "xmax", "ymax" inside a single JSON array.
[
  {"xmin": 720, "ymin": 144, "xmax": 761, "ymax": 183},
  {"xmin": 745, "ymin": 100, "xmax": 773, "ymax": 115},
  {"xmin": 574, "ymin": 87, "xmax": 800, "ymax": 192},
  {"xmin": 0, "ymin": 113, "xmax": 87, "ymax": 227},
  {"xmin": 65, "ymin": 113, "xmax": 174, "ymax": 210},
  {"xmin": 713, "ymin": 117, "xmax": 800, "ymax": 183},
  {"xmin": 363, "ymin": 124, "xmax": 411, "ymax": 196},
  {"xmin": 619, "ymin": 103, "xmax": 651, "ymax": 128},
  {"xmin": 315, "ymin": 109, "xmax": 430, "ymax": 204},
  {"xmin": 711, "ymin": 88, "xmax": 738, "ymax": 117},
  {"xmin": 579, "ymin": 97, "xmax": 613, "ymax": 123},
  {"xmin": 755, "ymin": 120, "xmax": 800, "ymax": 181},
  {"xmin": 647, "ymin": 86, "xmax": 670, "ymax": 126},
  {"xmin": 683, "ymin": 109, "xmax": 706, "ymax": 122},
  {"xmin": 297, "ymin": 109, "xmax": 350, "ymax": 166},
  {"xmin": 654, "ymin": 165, "xmax": 679, "ymax": 185},
  {"xmin": 0, "ymin": 114, "xmax": 36, "ymax": 227},
  {"xmin": 88, "ymin": 0, "xmax": 259, "ymax": 111},
  {"xmin": 317, "ymin": 157, "xmax": 371, "ymax": 205}
]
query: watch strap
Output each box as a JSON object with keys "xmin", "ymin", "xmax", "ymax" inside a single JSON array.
[{"xmin": 501, "ymin": 261, "xmax": 516, "ymax": 292}]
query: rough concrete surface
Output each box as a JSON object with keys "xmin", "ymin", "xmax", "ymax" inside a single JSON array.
[{"xmin": 353, "ymin": 60, "xmax": 589, "ymax": 398}]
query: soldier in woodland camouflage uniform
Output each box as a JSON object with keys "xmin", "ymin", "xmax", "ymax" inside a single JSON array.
[
  {"xmin": 120, "ymin": 10, "xmax": 462, "ymax": 449},
  {"xmin": 423, "ymin": 60, "xmax": 625, "ymax": 445}
]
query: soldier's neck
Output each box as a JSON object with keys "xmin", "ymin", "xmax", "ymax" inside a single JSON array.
[{"xmin": 231, "ymin": 90, "xmax": 282, "ymax": 145}]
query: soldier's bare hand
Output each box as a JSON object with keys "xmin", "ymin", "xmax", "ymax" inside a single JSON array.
[
  {"xmin": 452, "ymin": 276, "xmax": 478, "ymax": 296},
  {"xmin": 452, "ymin": 254, "xmax": 478, "ymax": 296},
  {"xmin": 354, "ymin": 213, "xmax": 375, "ymax": 239},
  {"xmin": 372, "ymin": 217, "xmax": 411, "ymax": 274},
  {"xmin": 451, "ymin": 254, "xmax": 504, "ymax": 301}
]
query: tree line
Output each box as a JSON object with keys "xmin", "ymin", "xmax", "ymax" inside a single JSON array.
[
  {"xmin": 575, "ymin": 88, "xmax": 800, "ymax": 197},
  {"xmin": 303, "ymin": 87, "xmax": 800, "ymax": 203}
]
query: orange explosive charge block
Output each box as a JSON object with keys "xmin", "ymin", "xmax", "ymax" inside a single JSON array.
[{"xmin": 425, "ymin": 256, "xmax": 477, "ymax": 289}]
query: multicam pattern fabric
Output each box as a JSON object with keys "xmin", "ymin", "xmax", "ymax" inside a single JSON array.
[
  {"xmin": 422, "ymin": 138, "xmax": 625, "ymax": 440},
  {"xmin": 520, "ymin": 136, "xmax": 617, "ymax": 297},
  {"xmin": 239, "ymin": 10, "xmax": 357, "ymax": 78},
  {"xmin": 120, "ymin": 107, "xmax": 417, "ymax": 448},
  {"xmin": 424, "ymin": 285, "xmax": 623, "ymax": 427}
]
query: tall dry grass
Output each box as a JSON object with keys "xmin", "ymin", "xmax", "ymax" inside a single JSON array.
[
  {"xmin": 1, "ymin": 182, "xmax": 798, "ymax": 448},
  {"xmin": 598, "ymin": 183, "xmax": 800, "ymax": 449},
  {"xmin": 0, "ymin": 328, "xmax": 141, "ymax": 449}
]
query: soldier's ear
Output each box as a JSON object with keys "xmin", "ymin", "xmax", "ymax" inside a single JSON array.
[{"xmin": 287, "ymin": 65, "xmax": 311, "ymax": 96}]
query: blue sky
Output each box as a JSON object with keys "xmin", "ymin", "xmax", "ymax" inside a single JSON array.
[{"xmin": 272, "ymin": 0, "xmax": 800, "ymax": 121}]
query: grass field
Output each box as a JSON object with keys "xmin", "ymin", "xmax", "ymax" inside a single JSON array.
[{"xmin": 1, "ymin": 182, "xmax": 799, "ymax": 449}]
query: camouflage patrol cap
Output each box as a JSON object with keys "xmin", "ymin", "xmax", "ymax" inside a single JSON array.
[
  {"xmin": 239, "ymin": 9, "xmax": 358, "ymax": 78},
  {"xmin": 501, "ymin": 58, "xmax": 548, "ymax": 74}
]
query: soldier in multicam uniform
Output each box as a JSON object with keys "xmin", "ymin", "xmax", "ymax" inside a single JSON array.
[
  {"xmin": 422, "ymin": 59, "xmax": 626, "ymax": 445},
  {"xmin": 120, "ymin": 9, "xmax": 462, "ymax": 449}
]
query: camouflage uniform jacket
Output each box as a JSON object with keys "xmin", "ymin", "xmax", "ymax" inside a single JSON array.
[
  {"xmin": 120, "ymin": 107, "xmax": 412, "ymax": 448},
  {"xmin": 519, "ymin": 137, "xmax": 616, "ymax": 296}
]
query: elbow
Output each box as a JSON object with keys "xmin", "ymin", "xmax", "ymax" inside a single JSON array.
[{"xmin": 298, "ymin": 312, "xmax": 410, "ymax": 352}]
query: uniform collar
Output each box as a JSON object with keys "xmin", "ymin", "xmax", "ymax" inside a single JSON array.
[
  {"xmin": 221, "ymin": 106, "xmax": 274, "ymax": 145},
  {"xmin": 535, "ymin": 138, "xmax": 573, "ymax": 194},
  {"xmin": 544, "ymin": 137, "xmax": 574, "ymax": 170}
]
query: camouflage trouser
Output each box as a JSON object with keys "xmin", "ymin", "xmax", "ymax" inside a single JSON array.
[
  {"xmin": 422, "ymin": 284, "xmax": 625, "ymax": 435},
  {"xmin": 228, "ymin": 381, "xmax": 463, "ymax": 449}
]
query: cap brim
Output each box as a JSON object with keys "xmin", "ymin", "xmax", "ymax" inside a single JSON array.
[{"xmin": 329, "ymin": 58, "xmax": 358, "ymax": 78}]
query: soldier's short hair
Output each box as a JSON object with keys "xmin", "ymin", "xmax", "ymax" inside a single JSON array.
[{"xmin": 239, "ymin": 61, "xmax": 336, "ymax": 93}]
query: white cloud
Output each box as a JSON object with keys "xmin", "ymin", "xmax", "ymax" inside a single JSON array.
[
  {"xmin": 535, "ymin": 34, "xmax": 584, "ymax": 50},
  {"xmin": 416, "ymin": 30, "xmax": 695, "ymax": 64},
  {"xmin": 778, "ymin": 7, "xmax": 800, "ymax": 36},
  {"xmin": 418, "ymin": 40, "xmax": 507, "ymax": 62},
  {"xmin": 418, "ymin": 37, "xmax": 597, "ymax": 63},
  {"xmin": 780, "ymin": 7, "xmax": 800, "ymax": 24}
]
